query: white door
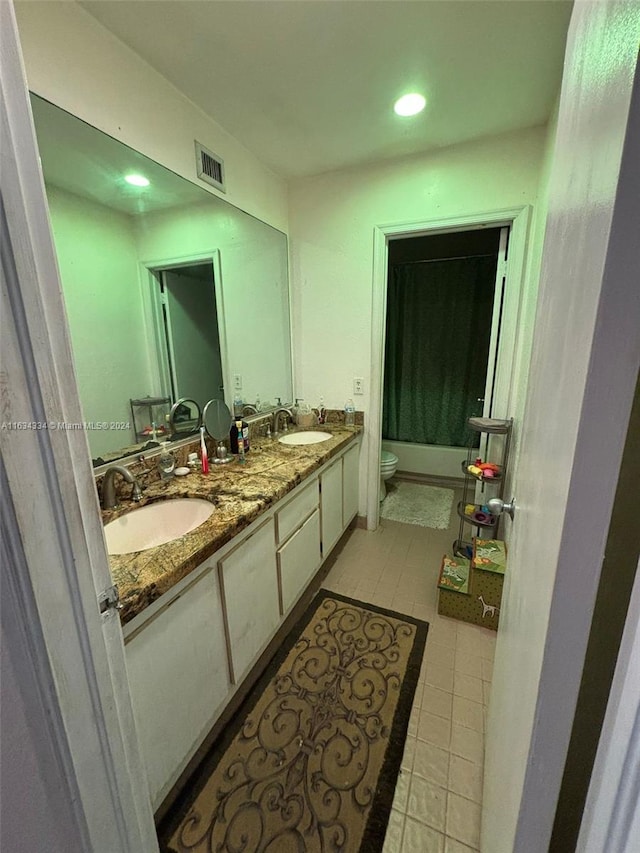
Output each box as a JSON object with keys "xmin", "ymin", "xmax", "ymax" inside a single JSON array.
[
  {"xmin": 482, "ymin": 4, "xmax": 640, "ymax": 851},
  {"xmin": 1, "ymin": 7, "xmax": 158, "ymax": 850}
]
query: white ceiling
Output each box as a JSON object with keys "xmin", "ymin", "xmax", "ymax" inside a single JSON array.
[{"xmin": 80, "ymin": 0, "xmax": 573, "ymax": 179}]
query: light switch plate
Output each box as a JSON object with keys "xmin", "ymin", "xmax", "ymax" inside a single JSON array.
[
  {"xmin": 233, "ymin": 374, "xmax": 243, "ymax": 391},
  {"xmin": 353, "ymin": 377, "xmax": 364, "ymax": 395}
]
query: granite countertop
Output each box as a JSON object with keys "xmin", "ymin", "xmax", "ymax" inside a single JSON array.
[{"xmin": 104, "ymin": 425, "xmax": 361, "ymax": 626}]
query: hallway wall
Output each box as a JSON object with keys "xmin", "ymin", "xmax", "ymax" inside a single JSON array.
[{"xmin": 288, "ymin": 125, "xmax": 548, "ymax": 513}]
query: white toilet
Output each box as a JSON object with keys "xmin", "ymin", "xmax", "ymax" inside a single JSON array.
[{"xmin": 380, "ymin": 450, "xmax": 398, "ymax": 501}]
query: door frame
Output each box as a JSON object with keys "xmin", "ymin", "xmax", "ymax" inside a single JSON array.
[
  {"xmin": 367, "ymin": 205, "xmax": 531, "ymax": 528},
  {"xmin": 141, "ymin": 250, "xmax": 229, "ymax": 409},
  {"xmin": 1, "ymin": 5, "xmax": 158, "ymax": 850}
]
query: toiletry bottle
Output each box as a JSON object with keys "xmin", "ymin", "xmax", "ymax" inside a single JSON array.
[
  {"xmin": 233, "ymin": 394, "xmax": 243, "ymax": 417},
  {"xmin": 344, "ymin": 398, "xmax": 355, "ymax": 427},
  {"xmin": 157, "ymin": 441, "xmax": 175, "ymax": 480},
  {"xmin": 318, "ymin": 396, "xmax": 326, "ymax": 424},
  {"xmin": 230, "ymin": 419, "xmax": 250, "ymax": 454},
  {"xmin": 187, "ymin": 452, "xmax": 199, "ymax": 471},
  {"xmin": 200, "ymin": 427, "xmax": 209, "ymax": 474},
  {"xmin": 235, "ymin": 420, "xmax": 246, "ymax": 463}
]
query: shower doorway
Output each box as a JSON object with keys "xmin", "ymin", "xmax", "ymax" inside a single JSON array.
[{"xmin": 381, "ymin": 226, "xmax": 509, "ymax": 482}]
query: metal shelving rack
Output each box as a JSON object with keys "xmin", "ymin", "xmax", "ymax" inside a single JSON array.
[{"xmin": 453, "ymin": 416, "xmax": 513, "ymax": 558}]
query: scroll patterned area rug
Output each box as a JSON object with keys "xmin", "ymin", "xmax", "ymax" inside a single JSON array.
[
  {"xmin": 381, "ymin": 481, "xmax": 454, "ymax": 529},
  {"xmin": 161, "ymin": 590, "xmax": 428, "ymax": 853}
]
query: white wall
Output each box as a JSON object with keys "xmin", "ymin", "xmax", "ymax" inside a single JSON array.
[
  {"xmin": 14, "ymin": 1, "xmax": 288, "ymax": 233},
  {"xmin": 288, "ymin": 126, "xmax": 547, "ymax": 513},
  {"xmin": 46, "ymin": 187, "xmax": 153, "ymax": 457}
]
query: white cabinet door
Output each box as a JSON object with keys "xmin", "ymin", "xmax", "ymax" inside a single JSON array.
[
  {"xmin": 321, "ymin": 457, "xmax": 343, "ymax": 557},
  {"xmin": 342, "ymin": 443, "xmax": 359, "ymax": 527},
  {"xmin": 278, "ymin": 509, "xmax": 321, "ymax": 614},
  {"xmin": 124, "ymin": 568, "xmax": 229, "ymax": 809},
  {"xmin": 219, "ymin": 519, "xmax": 280, "ymax": 684}
]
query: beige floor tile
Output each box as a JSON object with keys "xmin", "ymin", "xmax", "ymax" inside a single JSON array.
[
  {"xmin": 391, "ymin": 597, "xmax": 416, "ymax": 616},
  {"xmin": 393, "ymin": 768, "xmax": 411, "ymax": 813},
  {"xmin": 422, "ymin": 685, "xmax": 453, "ymax": 720},
  {"xmin": 417, "ymin": 710, "xmax": 451, "ymax": 749},
  {"xmin": 407, "ymin": 775, "xmax": 447, "ymax": 832},
  {"xmin": 481, "ymin": 657, "xmax": 494, "ymax": 682},
  {"xmin": 402, "ymin": 736, "xmax": 417, "ymax": 772},
  {"xmin": 452, "ymin": 696, "xmax": 484, "ymax": 733},
  {"xmin": 453, "ymin": 651, "xmax": 484, "ymax": 679},
  {"xmin": 401, "ymin": 817, "xmax": 445, "ymax": 853},
  {"xmin": 428, "ymin": 618, "xmax": 458, "ymax": 646},
  {"xmin": 450, "ymin": 724, "xmax": 484, "ymax": 765},
  {"xmin": 453, "ymin": 673, "xmax": 484, "ymax": 704},
  {"xmin": 383, "ymin": 808, "xmax": 406, "ymax": 853},
  {"xmin": 425, "ymin": 663, "xmax": 455, "ymax": 693},
  {"xmin": 426, "ymin": 642, "xmax": 455, "ymax": 670},
  {"xmin": 456, "ymin": 626, "xmax": 495, "ymax": 661},
  {"xmin": 448, "ymin": 754, "xmax": 483, "ymax": 804},
  {"xmin": 408, "ymin": 707, "xmax": 420, "ymax": 739},
  {"xmin": 412, "ymin": 740, "xmax": 450, "ymax": 788},
  {"xmin": 445, "ymin": 793, "xmax": 481, "ymax": 849},
  {"xmin": 444, "ymin": 835, "xmax": 479, "ymax": 852},
  {"xmin": 414, "ymin": 603, "xmax": 437, "ymax": 622}
]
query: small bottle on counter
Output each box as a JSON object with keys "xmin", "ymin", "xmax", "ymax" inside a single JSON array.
[
  {"xmin": 229, "ymin": 419, "xmax": 250, "ymax": 455},
  {"xmin": 344, "ymin": 399, "xmax": 355, "ymax": 427},
  {"xmin": 157, "ymin": 441, "xmax": 175, "ymax": 480}
]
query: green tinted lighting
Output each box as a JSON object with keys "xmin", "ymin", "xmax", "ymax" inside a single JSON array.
[
  {"xmin": 124, "ymin": 173, "xmax": 150, "ymax": 187},
  {"xmin": 394, "ymin": 93, "xmax": 426, "ymax": 117}
]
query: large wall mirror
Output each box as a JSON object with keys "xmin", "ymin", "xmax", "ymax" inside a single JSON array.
[{"xmin": 30, "ymin": 94, "xmax": 293, "ymax": 465}]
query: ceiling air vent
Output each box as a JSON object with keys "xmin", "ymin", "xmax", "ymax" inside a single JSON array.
[{"xmin": 195, "ymin": 141, "xmax": 226, "ymax": 193}]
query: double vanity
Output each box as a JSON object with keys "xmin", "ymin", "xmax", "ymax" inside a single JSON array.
[{"xmin": 103, "ymin": 425, "xmax": 361, "ymax": 812}]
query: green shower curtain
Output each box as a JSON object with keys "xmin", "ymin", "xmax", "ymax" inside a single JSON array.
[{"xmin": 382, "ymin": 256, "xmax": 496, "ymax": 447}]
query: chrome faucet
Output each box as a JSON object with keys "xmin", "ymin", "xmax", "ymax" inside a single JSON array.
[
  {"xmin": 272, "ymin": 407, "xmax": 293, "ymax": 436},
  {"xmin": 242, "ymin": 404, "xmax": 258, "ymax": 416},
  {"xmin": 102, "ymin": 465, "xmax": 143, "ymax": 510}
]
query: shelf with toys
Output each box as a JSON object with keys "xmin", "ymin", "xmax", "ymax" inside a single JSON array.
[{"xmin": 452, "ymin": 416, "xmax": 513, "ymax": 559}]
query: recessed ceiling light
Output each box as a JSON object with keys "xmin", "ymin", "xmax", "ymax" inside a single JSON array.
[
  {"xmin": 393, "ymin": 93, "xmax": 426, "ymax": 117},
  {"xmin": 124, "ymin": 173, "xmax": 150, "ymax": 187}
]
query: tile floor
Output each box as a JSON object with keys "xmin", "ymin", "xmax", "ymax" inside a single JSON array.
[{"xmin": 321, "ymin": 487, "xmax": 496, "ymax": 853}]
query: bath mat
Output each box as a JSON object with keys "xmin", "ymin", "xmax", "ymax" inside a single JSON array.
[
  {"xmin": 381, "ymin": 481, "xmax": 454, "ymax": 529},
  {"xmin": 159, "ymin": 590, "xmax": 428, "ymax": 853}
]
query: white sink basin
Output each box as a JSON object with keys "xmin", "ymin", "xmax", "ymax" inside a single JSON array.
[
  {"xmin": 104, "ymin": 498, "xmax": 214, "ymax": 555},
  {"xmin": 278, "ymin": 431, "xmax": 332, "ymax": 446}
]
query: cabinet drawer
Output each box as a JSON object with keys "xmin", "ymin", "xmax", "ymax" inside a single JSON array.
[
  {"xmin": 275, "ymin": 476, "xmax": 319, "ymax": 545},
  {"xmin": 277, "ymin": 508, "xmax": 322, "ymax": 614}
]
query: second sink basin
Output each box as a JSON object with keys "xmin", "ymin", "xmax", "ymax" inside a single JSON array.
[
  {"xmin": 278, "ymin": 431, "xmax": 332, "ymax": 446},
  {"xmin": 104, "ymin": 498, "xmax": 214, "ymax": 555}
]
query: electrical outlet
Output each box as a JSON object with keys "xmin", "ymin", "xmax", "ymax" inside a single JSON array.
[
  {"xmin": 233, "ymin": 374, "xmax": 243, "ymax": 391},
  {"xmin": 353, "ymin": 377, "xmax": 364, "ymax": 395}
]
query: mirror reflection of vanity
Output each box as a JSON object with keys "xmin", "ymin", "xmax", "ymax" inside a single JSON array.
[{"xmin": 29, "ymin": 94, "xmax": 293, "ymax": 465}]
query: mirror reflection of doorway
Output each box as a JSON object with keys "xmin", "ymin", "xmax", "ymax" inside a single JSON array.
[{"xmin": 152, "ymin": 261, "xmax": 224, "ymax": 411}]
